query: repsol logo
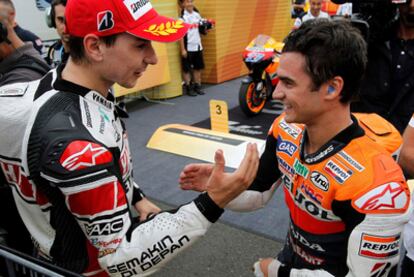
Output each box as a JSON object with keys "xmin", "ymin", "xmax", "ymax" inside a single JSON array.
[
  {"xmin": 84, "ymin": 218, "xmax": 124, "ymax": 236},
  {"xmin": 362, "ymin": 242, "xmax": 399, "ymax": 252},
  {"xmin": 359, "ymin": 234, "xmax": 400, "ymax": 259},
  {"xmin": 294, "ymin": 190, "xmax": 336, "ymax": 221},
  {"xmin": 324, "ymin": 160, "xmax": 352, "ymax": 184},
  {"xmin": 107, "ymin": 235, "xmax": 190, "ymax": 276},
  {"xmin": 130, "ymin": 0, "xmax": 149, "ymax": 13},
  {"xmin": 282, "ymin": 175, "xmax": 293, "ymax": 192},
  {"xmin": 310, "ymin": 171, "xmax": 329, "ymax": 191},
  {"xmin": 277, "ymin": 136, "xmax": 297, "ymax": 156}
]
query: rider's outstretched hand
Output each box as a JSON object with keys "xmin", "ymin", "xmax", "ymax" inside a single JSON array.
[
  {"xmin": 181, "ymin": 143, "xmax": 259, "ymax": 208},
  {"xmin": 179, "ymin": 162, "xmax": 213, "ymax": 192}
]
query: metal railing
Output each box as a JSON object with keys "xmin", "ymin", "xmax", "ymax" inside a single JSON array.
[{"xmin": 0, "ymin": 244, "xmax": 82, "ymax": 277}]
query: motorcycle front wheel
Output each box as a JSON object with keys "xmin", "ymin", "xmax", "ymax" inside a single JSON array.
[{"xmin": 238, "ymin": 81, "xmax": 266, "ymax": 116}]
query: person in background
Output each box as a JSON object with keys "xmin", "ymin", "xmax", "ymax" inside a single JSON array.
[
  {"xmin": 398, "ymin": 113, "xmax": 414, "ymax": 277},
  {"xmin": 0, "ymin": 6, "xmax": 49, "ymax": 85},
  {"xmin": 398, "ymin": 114, "xmax": 414, "ymax": 277},
  {"xmin": 398, "ymin": 110, "xmax": 414, "ymax": 277},
  {"xmin": 0, "ymin": 0, "xmax": 43, "ymax": 54},
  {"xmin": 179, "ymin": 0, "xmax": 206, "ymax": 96},
  {"xmin": 45, "ymin": 0, "xmax": 69, "ymax": 67},
  {"xmin": 293, "ymin": 0, "xmax": 329, "ymax": 29},
  {"xmin": 179, "ymin": 19, "xmax": 411, "ymax": 277},
  {"xmin": 400, "ymin": 115, "xmax": 414, "ymax": 178},
  {"xmin": 291, "ymin": 0, "xmax": 307, "ymax": 19},
  {"xmin": 351, "ymin": 0, "xmax": 414, "ymax": 134},
  {"xmin": 0, "ymin": 0, "xmax": 259, "ymax": 275},
  {"xmin": 0, "ymin": 5, "xmax": 49, "ymax": 274}
]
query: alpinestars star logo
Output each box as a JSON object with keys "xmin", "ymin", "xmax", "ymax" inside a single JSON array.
[
  {"xmin": 354, "ymin": 182, "xmax": 408, "ymax": 212},
  {"xmin": 360, "ymin": 184, "xmax": 404, "ymax": 210},
  {"xmin": 60, "ymin": 141, "xmax": 113, "ymax": 171}
]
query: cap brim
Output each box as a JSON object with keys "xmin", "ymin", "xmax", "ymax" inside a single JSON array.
[{"xmin": 128, "ymin": 15, "xmax": 190, "ymax": 43}]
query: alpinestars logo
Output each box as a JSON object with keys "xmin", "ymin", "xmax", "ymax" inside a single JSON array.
[
  {"xmin": 60, "ymin": 141, "xmax": 113, "ymax": 171},
  {"xmin": 354, "ymin": 182, "xmax": 407, "ymax": 212},
  {"xmin": 97, "ymin": 11, "xmax": 114, "ymax": 32}
]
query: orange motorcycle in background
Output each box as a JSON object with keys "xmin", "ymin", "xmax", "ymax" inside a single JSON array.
[{"xmin": 239, "ymin": 35, "xmax": 284, "ymax": 116}]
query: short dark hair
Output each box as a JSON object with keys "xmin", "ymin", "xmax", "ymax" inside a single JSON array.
[
  {"xmin": 0, "ymin": 0, "xmax": 14, "ymax": 11},
  {"xmin": 67, "ymin": 35, "xmax": 118, "ymax": 63},
  {"xmin": 51, "ymin": 0, "xmax": 67, "ymax": 7},
  {"xmin": 50, "ymin": 0, "xmax": 67, "ymax": 28},
  {"xmin": 283, "ymin": 19, "xmax": 367, "ymax": 103},
  {"xmin": 51, "ymin": 0, "xmax": 67, "ymax": 13}
]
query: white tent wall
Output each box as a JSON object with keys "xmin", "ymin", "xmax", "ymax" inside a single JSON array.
[{"xmin": 13, "ymin": 0, "xmax": 58, "ymax": 41}]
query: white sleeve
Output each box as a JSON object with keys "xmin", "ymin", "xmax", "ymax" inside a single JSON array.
[
  {"xmin": 226, "ymin": 181, "xmax": 280, "ymax": 212},
  {"xmin": 103, "ymin": 200, "xmax": 217, "ymax": 276},
  {"xmin": 345, "ymin": 209, "xmax": 411, "ymax": 276}
]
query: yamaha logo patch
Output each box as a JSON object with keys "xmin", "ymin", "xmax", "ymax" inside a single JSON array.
[{"xmin": 97, "ymin": 11, "xmax": 114, "ymax": 32}]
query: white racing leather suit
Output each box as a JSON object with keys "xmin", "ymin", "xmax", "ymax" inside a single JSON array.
[{"xmin": 0, "ymin": 66, "xmax": 223, "ymax": 276}]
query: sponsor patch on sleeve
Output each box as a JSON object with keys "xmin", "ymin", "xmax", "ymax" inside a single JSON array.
[
  {"xmin": 353, "ymin": 182, "xmax": 409, "ymax": 213},
  {"xmin": 359, "ymin": 233, "xmax": 400, "ymax": 259},
  {"xmin": 60, "ymin": 141, "xmax": 113, "ymax": 171}
]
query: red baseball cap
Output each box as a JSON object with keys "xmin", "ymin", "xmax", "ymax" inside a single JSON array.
[{"xmin": 65, "ymin": 0, "xmax": 190, "ymax": 43}]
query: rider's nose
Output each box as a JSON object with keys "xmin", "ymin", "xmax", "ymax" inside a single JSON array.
[{"xmin": 272, "ymin": 84, "xmax": 283, "ymax": 100}]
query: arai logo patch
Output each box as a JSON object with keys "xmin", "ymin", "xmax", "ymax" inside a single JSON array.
[{"xmin": 310, "ymin": 171, "xmax": 329, "ymax": 191}]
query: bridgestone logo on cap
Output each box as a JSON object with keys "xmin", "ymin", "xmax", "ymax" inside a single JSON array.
[
  {"xmin": 98, "ymin": 11, "xmax": 115, "ymax": 32},
  {"xmin": 124, "ymin": 0, "xmax": 152, "ymax": 20}
]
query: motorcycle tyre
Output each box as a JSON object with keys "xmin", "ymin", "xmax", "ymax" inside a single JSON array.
[{"xmin": 238, "ymin": 81, "xmax": 266, "ymax": 117}]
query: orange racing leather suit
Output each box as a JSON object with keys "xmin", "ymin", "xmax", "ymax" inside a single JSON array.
[{"xmin": 228, "ymin": 114, "xmax": 411, "ymax": 276}]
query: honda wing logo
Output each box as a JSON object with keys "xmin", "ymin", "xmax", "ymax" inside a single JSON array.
[{"xmin": 97, "ymin": 11, "xmax": 114, "ymax": 32}]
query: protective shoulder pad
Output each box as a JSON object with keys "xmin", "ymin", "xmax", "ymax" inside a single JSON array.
[
  {"xmin": 352, "ymin": 153, "xmax": 410, "ymax": 215},
  {"xmin": 27, "ymin": 92, "xmax": 114, "ymax": 183}
]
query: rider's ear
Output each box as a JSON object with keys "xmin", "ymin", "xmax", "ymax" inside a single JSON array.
[{"xmin": 325, "ymin": 77, "xmax": 343, "ymax": 99}]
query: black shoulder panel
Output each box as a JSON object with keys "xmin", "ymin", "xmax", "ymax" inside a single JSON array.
[
  {"xmin": 33, "ymin": 72, "xmax": 54, "ymax": 100},
  {"xmin": 27, "ymin": 91, "xmax": 90, "ymax": 273}
]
